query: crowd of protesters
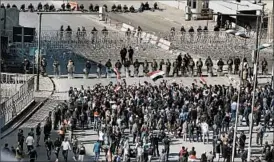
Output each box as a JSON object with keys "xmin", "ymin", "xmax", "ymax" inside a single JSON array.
[{"xmin": 2, "ymin": 64, "xmax": 274, "ymax": 162}]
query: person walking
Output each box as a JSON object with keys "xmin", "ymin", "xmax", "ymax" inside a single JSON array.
[
  {"xmin": 26, "ymin": 133, "xmax": 35, "ymax": 152},
  {"xmin": 78, "ymin": 143, "xmax": 86, "ymax": 162},
  {"xmin": 36, "ymin": 123, "xmax": 41, "ymax": 147},
  {"xmin": 54, "ymin": 137, "xmax": 62, "ymax": 161},
  {"xmin": 45, "ymin": 137, "xmax": 53, "ymax": 160},
  {"xmin": 29, "ymin": 148, "xmax": 37, "ymax": 162},
  {"xmin": 93, "ymin": 140, "xmax": 101, "ymax": 162},
  {"xmin": 61, "ymin": 137, "xmax": 71, "ymax": 162}
]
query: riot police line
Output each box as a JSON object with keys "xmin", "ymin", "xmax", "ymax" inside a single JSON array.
[{"xmin": 0, "ymin": 1, "xmax": 160, "ymax": 13}]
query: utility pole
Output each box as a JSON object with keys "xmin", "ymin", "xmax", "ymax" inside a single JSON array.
[
  {"xmin": 271, "ymin": 0, "xmax": 274, "ymax": 90},
  {"xmin": 247, "ymin": 12, "xmax": 261, "ymax": 162},
  {"xmin": 231, "ymin": 38, "xmax": 247, "ymax": 162},
  {"xmin": 36, "ymin": 13, "xmax": 42, "ymax": 91}
]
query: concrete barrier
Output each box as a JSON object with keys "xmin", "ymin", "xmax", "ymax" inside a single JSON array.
[
  {"xmin": 157, "ymin": 38, "xmax": 171, "ymax": 50},
  {"xmin": 150, "ymin": 35, "xmax": 159, "ymax": 45},
  {"xmin": 120, "ymin": 23, "xmax": 134, "ymax": 32},
  {"xmin": 144, "ymin": 33, "xmax": 152, "ymax": 43}
]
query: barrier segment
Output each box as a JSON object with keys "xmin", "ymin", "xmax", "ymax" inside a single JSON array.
[
  {"xmin": 120, "ymin": 23, "xmax": 134, "ymax": 32},
  {"xmin": 150, "ymin": 35, "xmax": 159, "ymax": 45},
  {"xmin": 157, "ymin": 38, "xmax": 171, "ymax": 50}
]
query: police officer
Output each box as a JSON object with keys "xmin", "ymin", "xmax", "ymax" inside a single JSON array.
[
  {"xmin": 91, "ymin": 27, "xmax": 98, "ymax": 43},
  {"xmin": 66, "ymin": 2, "xmax": 71, "ymax": 10},
  {"xmin": 227, "ymin": 57, "xmax": 233, "ymax": 74},
  {"xmin": 37, "ymin": 2, "xmax": 42, "ymax": 11},
  {"xmin": 196, "ymin": 58, "xmax": 203, "ymax": 77},
  {"xmin": 129, "ymin": 5, "xmax": 135, "ymax": 12},
  {"xmin": 181, "ymin": 59, "xmax": 187, "ymax": 76},
  {"xmin": 165, "ymin": 59, "xmax": 171, "ymax": 77},
  {"xmin": 188, "ymin": 58, "xmax": 195, "ymax": 76},
  {"xmin": 205, "ymin": 56, "xmax": 213, "ymax": 74},
  {"xmin": 20, "ymin": 4, "xmax": 25, "ymax": 11},
  {"xmin": 128, "ymin": 46, "xmax": 134, "ymax": 63},
  {"xmin": 102, "ymin": 26, "xmax": 108, "ymax": 39},
  {"xmin": 28, "ymin": 3, "xmax": 34, "ymax": 12},
  {"xmin": 105, "ymin": 59, "xmax": 112, "ymax": 78},
  {"xmin": 120, "ymin": 47, "xmax": 127, "ymax": 64},
  {"xmin": 111, "ymin": 4, "xmax": 117, "ymax": 11},
  {"xmin": 61, "ymin": 3, "xmax": 65, "ymax": 10},
  {"xmin": 49, "ymin": 4, "xmax": 55, "ymax": 11},
  {"xmin": 124, "ymin": 58, "xmax": 131, "ymax": 77},
  {"xmin": 159, "ymin": 59, "xmax": 165, "ymax": 71},
  {"xmin": 234, "ymin": 56, "xmax": 241, "ymax": 74},
  {"xmin": 152, "ymin": 59, "xmax": 158, "ymax": 71},
  {"xmin": 133, "ymin": 59, "xmax": 140, "ymax": 77},
  {"xmin": 44, "ymin": 3, "xmax": 49, "ymax": 11},
  {"xmin": 143, "ymin": 60, "xmax": 149, "ymax": 74},
  {"xmin": 89, "ymin": 3, "xmax": 94, "ymax": 11},
  {"xmin": 217, "ymin": 58, "xmax": 224, "ymax": 76},
  {"xmin": 173, "ymin": 59, "xmax": 179, "ymax": 77},
  {"xmin": 85, "ymin": 60, "xmax": 91, "ymax": 77},
  {"xmin": 261, "ymin": 58, "xmax": 268, "ymax": 75}
]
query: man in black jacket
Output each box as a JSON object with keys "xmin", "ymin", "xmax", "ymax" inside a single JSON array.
[
  {"xmin": 128, "ymin": 46, "xmax": 134, "ymax": 63},
  {"xmin": 120, "ymin": 47, "xmax": 127, "ymax": 64},
  {"xmin": 124, "ymin": 58, "xmax": 131, "ymax": 77}
]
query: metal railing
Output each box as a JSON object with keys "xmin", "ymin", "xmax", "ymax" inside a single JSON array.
[{"xmin": 0, "ymin": 75, "xmax": 35, "ymax": 125}]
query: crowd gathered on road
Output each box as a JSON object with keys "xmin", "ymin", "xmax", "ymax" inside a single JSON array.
[{"xmin": 2, "ymin": 74, "xmax": 274, "ymax": 162}]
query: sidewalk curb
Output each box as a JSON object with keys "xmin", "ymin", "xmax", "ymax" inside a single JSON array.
[{"xmin": 1, "ymin": 77, "xmax": 56, "ymax": 139}]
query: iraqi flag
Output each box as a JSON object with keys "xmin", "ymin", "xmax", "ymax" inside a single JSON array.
[
  {"xmin": 147, "ymin": 70, "xmax": 165, "ymax": 81},
  {"xmin": 113, "ymin": 68, "xmax": 121, "ymax": 80},
  {"xmin": 199, "ymin": 77, "xmax": 207, "ymax": 85}
]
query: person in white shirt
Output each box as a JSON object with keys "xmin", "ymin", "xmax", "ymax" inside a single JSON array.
[
  {"xmin": 61, "ymin": 137, "xmax": 71, "ymax": 162},
  {"xmin": 26, "ymin": 133, "xmax": 35, "ymax": 152},
  {"xmin": 201, "ymin": 122, "xmax": 209, "ymax": 144}
]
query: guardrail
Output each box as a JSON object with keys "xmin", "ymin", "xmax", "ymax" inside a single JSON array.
[{"xmin": 0, "ymin": 75, "xmax": 35, "ymax": 125}]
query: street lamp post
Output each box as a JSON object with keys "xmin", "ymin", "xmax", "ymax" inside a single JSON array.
[
  {"xmin": 271, "ymin": 1, "xmax": 274, "ymax": 90},
  {"xmin": 247, "ymin": 13, "xmax": 261, "ymax": 162},
  {"xmin": 231, "ymin": 36, "xmax": 248, "ymax": 162},
  {"xmin": 36, "ymin": 13, "xmax": 42, "ymax": 91}
]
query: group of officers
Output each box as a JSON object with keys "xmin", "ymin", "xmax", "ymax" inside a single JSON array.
[{"xmin": 3, "ymin": 1, "xmax": 158, "ymax": 13}]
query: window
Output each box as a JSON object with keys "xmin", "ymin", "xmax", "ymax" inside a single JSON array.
[{"xmin": 193, "ymin": 0, "xmax": 197, "ymax": 9}]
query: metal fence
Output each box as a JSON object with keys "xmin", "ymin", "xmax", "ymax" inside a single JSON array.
[{"xmin": 0, "ymin": 74, "xmax": 35, "ymax": 125}]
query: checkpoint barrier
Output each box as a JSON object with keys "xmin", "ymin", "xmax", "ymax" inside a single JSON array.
[
  {"xmin": 150, "ymin": 34, "xmax": 159, "ymax": 45},
  {"xmin": 157, "ymin": 38, "xmax": 172, "ymax": 50},
  {"xmin": 120, "ymin": 23, "xmax": 134, "ymax": 32}
]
